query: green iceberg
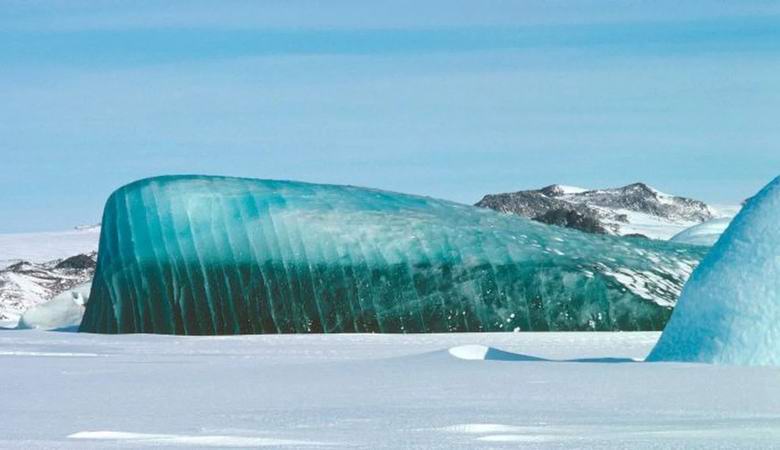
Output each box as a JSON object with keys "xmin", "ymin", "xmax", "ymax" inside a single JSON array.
[{"xmin": 80, "ymin": 176, "xmax": 707, "ymax": 334}]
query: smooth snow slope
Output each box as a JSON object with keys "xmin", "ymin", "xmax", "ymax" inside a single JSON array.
[
  {"xmin": 1, "ymin": 331, "xmax": 779, "ymax": 449},
  {"xmin": 670, "ymin": 217, "xmax": 733, "ymax": 246},
  {"xmin": 649, "ymin": 176, "xmax": 780, "ymax": 365},
  {"xmin": 0, "ymin": 227, "xmax": 100, "ymax": 268}
]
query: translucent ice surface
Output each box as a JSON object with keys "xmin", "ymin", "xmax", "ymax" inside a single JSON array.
[
  {"xmin": 80, "ymin": 176, "xmax": 707, "ymax": 334},
  {"xmin": 648, "ymin": 176, "xmax": 780, "ymax": 365}
]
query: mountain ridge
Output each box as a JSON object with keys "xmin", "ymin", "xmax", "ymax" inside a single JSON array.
[{"xmin": 476, "ymin": 182, "xmax": 721, "ymax": 239}]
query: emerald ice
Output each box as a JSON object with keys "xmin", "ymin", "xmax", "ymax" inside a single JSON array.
[{"xmin": 80, "ymin": 176, "xmax": 707, "ymax": 334}]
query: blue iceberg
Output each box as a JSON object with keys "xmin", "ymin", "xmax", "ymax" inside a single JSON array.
[
  {"xmin": 648, "ymin": 176, "xmax": 780, "ymax": 365},
  {"xmin": 80, "ymin": 176, "xmax": 707, "ymax": 334}
]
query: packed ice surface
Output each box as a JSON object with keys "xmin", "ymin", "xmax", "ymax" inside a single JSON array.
[
  {"xmin": 669, "ymin": 217, "xmax": 733, "ymax": 246},
  {"xmin": 16, "ymin": 282, "xmax": 90, "ymax": 330},
  {"xmin": 81, "ymin": 175, "xmax": 707, "ymax": 334},
  {"xmin": 648, "ymin": 176, "xmax": 780, "ymax": 365},
  {"xmin": 2, "ymin": 330, "xmax": 780, "ymax": 449}
]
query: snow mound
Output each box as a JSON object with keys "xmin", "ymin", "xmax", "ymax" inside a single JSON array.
[
  {"xmin": 448, "ymin": 344, "xmax": 490, "ymax": 360},
  {"xmin": 17, "ymin": 282, "xmax": 90, "ymax": 330},
  {"xmin": 648, "ymin": 176, "xmax": 780, "ymax": 365},
  {"xmin": 670, "ymin": 217, "xmax": 733, "ymax": 246},
  {"xmin": 448, "ymin": 345, "xmax": 543, "ymax": 361}
]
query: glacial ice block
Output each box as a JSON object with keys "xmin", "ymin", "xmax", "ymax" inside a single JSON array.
[
  {"xmin": 17, "ymin": 283, "xmax": 90, "ymax": 330},
  {"xmin": 80, "ymin": 176, "xmax": 707, "ymax": 334},
  {"xmin": 648, "ymin": 176, "xmax": 780, "ymax": 365}
]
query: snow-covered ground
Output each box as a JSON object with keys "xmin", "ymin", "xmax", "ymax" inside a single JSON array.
[
  {"xmin": 595, "ymin": 208, "xmax": 700, "ymax": 240},
  {"xmin": 583, "ymin": 197, "xmax": 738, "ymax": 241},
  {"xmin": 0, "ymin": 226, "xmax": 100, "ymax": 269},
  {"xmin": 603, "ymin": 204, "xmax": 738, "ymax": 242},
  {"xmin": 1, "ymin": 330, "xmax": 779, "ymax": 449}
]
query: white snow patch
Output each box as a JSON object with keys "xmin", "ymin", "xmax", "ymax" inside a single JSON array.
[
  {"xmin": 555, "ymin": 185, "xmax": 589, "ymax": 194},
  {"xmin": 0, "ymin": 226, "xmax": 100, "ymax": 268},
  {"xmin": 0, "ymin": 351, "xmax": 99, "ymax": 357},
  {"xmin": 477, "ymin": 434, "xmax": 555, "ymax": 442},
  {"xmin": 710, "ymin": 203, "xmax": 742, "ymax": 218},
  {"xmin": 442, "ymin": 423, "xmax": 543, "ymax": 434},
  {"xmin": 448, "ymin": 344, "xmax": 490, "ymax": 360},
  {"xmin": 604, "ymin": 209, "xmax": 699, "ymax": 240},
  {"xmin": 68, "ymin": 431, "xmax": 326, "ymax": 447}
]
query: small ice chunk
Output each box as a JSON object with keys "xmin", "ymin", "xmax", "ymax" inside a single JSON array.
[{"xmin": 17, "ymin": 282, "xmax": 90, "ymax": 330}]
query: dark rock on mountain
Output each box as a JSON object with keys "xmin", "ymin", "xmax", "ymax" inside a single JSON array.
[
  {"xmin": 55, "ymin": 253, "xmax": 97, "ymax": 270},
  {"xmin": 0, "ymin": 253, "xmax": 96, "ymax": 321},
  {"xmin": 476, "ymin": 183, "xmax": 715, "ymax": 239},
  {"xmin": 532, "ymin": 208, "xmax": 608, "ymax": 234}
]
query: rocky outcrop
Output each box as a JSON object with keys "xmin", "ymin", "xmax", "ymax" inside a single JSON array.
[
  {"xmin": 0, "ymin": 253, "xmax": 96, "ymax": 322},
  {"xmin": 476, "ymin": 183, "xmax": 716, "ymax": 239}
]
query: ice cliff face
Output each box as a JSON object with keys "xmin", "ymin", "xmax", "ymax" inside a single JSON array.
[
  {"xmin": 476, "ymin": 183, "xmax": 717, "ymax": 239},
  {"xmin": 80, "ymin": 176, "xmax": 708, "ymax": 335},
  {"xmin": 648, "ymin": 176, "xmax": 780, "ymax": 366}
]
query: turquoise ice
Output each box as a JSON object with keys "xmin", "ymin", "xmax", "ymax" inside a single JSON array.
[
  {"xmin": 80, "ymin": 176, "xmax": 707, "ymax": 334},
  {"xmin": 648, "ymin": 176, "xmax": 780, "ymax": 365}
]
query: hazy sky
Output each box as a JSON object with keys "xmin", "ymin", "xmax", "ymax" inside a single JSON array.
[{"xmin": 1, "ymin": 1, "xmax": 779, "ymax": 232}]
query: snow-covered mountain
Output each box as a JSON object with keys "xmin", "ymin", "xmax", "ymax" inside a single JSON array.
[
  {"xmin": 0, "ymin": 253, "xmax": 96, "ymax": 323},
  {"xmin": 0, "ymin": 226, "xmax": 100, "ymax": 324},
  {"xmin": 476, "ymin": 183, "xmax": 734, "ymax": 240}
]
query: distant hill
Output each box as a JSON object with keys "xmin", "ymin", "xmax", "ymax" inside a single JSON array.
[{"xmin": 476, "ymin": 183, "xmax": 733, "ymax": 240}]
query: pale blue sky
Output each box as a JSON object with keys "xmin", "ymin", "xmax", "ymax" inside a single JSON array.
[{"xmin": 1, "ymin": 1, "xmax": 779, "ymax": 232}]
